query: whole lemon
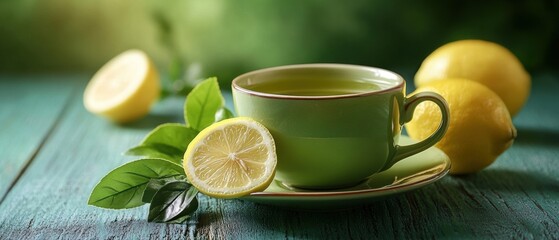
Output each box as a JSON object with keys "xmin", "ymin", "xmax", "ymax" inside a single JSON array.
[
  {"xmin": 414, "ymin": 39, "xmax": 531, "ymax": 116},
  {"xmin": 405, "ymin": 79, "xmax": 517, "ymax": 175}
]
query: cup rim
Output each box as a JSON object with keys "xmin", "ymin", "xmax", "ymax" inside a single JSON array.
[{"xmin": 231, "ymin": 63, "xmax": 405, "ymax": 100}]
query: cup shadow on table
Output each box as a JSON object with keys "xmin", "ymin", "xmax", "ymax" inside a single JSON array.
[{"xmin": 218, "ymin": 203, "xmax": 393, "ymax": 239}]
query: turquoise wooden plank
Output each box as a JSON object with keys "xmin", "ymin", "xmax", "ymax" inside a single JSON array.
[
  {"xmin": 0, "ymin": 83, "xmax": 192, "ymax": 238},
  {"xmin": 0, "ymin": 75, "xmax": 79, "ymax": 200},
  {"xmin": 0, "ymin": 73, "xmax": 557, "ymax": 239}
]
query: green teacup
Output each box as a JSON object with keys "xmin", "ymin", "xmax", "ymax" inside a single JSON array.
[{"xmin": 232, "ymin": 64, "xmax": 449, "ymax": 189}]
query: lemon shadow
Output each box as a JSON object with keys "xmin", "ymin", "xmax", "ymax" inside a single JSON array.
[
  {"xmin": 452, "ymin": 168, "xmax": 559, "ymax": 193},
  {"xmin": 514, "ymin": 126, "xmax": 559, "ymax": 148}
]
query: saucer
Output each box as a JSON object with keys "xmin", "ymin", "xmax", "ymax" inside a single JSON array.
[{"xmin": 242, "ymin": 136, "xmax": 450, "ymax": 210}]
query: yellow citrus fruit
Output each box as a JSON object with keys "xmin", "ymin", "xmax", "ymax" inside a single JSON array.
[
  {"xmin": 405, "ymin": 79, "xmax": 517, "ymax": 175},
  {"xmin": 414, "ymin": 39, "xmax": 531, "ymax": 116},
  {"xmin": 184, "ymin": 117, "xmax": 277, "ymax": 198},
  {"xmin": 84, "ymin": 49, "xmax": 160, "ymax": 123}
]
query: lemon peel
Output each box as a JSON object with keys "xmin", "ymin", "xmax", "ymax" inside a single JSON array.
[
  {"xmin": 406, "ymin": 79, "xmax": 516, "ymax": 174},
  {"xmin": 415, "ymin": 39, "xmax": 530, "ymax": 116}
]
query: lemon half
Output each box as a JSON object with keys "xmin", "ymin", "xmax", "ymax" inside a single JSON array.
[
  {"xmin": 84, "ymin": 49, "xmax": 160, "ymax": 123},
  {"xmin": 184, "ymin": 117, "xmax": 277, "ymax": 198}
]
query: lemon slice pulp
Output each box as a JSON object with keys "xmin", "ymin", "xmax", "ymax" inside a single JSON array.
[
  {"xmin": 184, "ymin": 117, "xmax": 277, "ymax": 198},
  {"xmin": 83, "ymin": 49, "xmax": 160, "ymax": 123}
]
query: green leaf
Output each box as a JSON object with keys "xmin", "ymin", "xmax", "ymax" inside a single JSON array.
[
  {"xmin": 125, "ymin": 123, "xmax": 198, "ymax": 164},
  {"xmin": 139, "ymin": 123, "xmax": 198, "ymax": 153},
  {"xmin": 142, "ymin": 176, "xmax": 185, "ymax": 203},
  {"xmin": 215, "ymin": 107, "xmax": 235, "ymax": 122},
  {"xmin": 184, "ymin": 77, "xmax": 224, "ymax": 131},
  {"xmin": 88, "ymin": 158, "xmax": 185, "ymax": 209},
  {"xmin": 148, "ymin": 181, "xmax": 199, "ymax": 223},
  {"xmin": 125, "ymin": 145, "xmax": 183, "ymax": 163}
]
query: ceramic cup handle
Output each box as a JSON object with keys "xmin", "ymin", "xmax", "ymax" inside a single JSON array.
[{"xmin": 382, "ymin": 92, "xmax": 450, "ymax": 171}]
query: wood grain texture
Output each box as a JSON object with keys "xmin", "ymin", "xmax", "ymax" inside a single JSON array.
[
  {"xmin": 0, "ymin": 81, "xmax": 190, "ymax": 239},
  {"xmin": 0, "ymin": 73, "xmax": 558, "ymax": 239},
  {"xmin": 0, "ymin": 76, "xmax": 79, "ymax": 200}
]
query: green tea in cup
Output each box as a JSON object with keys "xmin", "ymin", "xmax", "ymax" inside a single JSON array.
[
  {"xmin": 232, "ymin": 64, "xmax": 449, "ymax": 189},
  {"xmin": 249, "ymin": 78, "xmax": 380, "ymax": 96}
]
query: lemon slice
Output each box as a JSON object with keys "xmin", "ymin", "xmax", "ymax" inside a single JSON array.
[
  {"xmin": 184, "ymin": 117, "xmax": 277, "ymax": 198},
  {"xmin": 83, "ymin": 49, "xmax": 160, "ymax": 123}
]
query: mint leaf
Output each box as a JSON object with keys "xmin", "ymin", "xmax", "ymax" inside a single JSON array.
[
  {"xmin": 88, "ymin": 158, "xmax": 184, "ymax": 209},
  {"xmin": 163, "ymin": 198, "xmax": 198, "ymax": 224},
  {"xmin": 184, "ymin": 77, "xmax": 224, "ymax": 131},
  {"xmin": 148, "ymin": 181, "xmax": 199, "ymax": 223},
  {"xmin": 142, "ymin": 176, "xmax": 185, "ymax": 203},
  {"xmin": 125, "ymin": 123, "xmax": 198, "ymax": 164}
]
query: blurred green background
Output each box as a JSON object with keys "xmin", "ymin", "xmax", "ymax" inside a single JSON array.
[{"xmin": 0, "ymin": 0, "xmax": 557, "ymax": 87}]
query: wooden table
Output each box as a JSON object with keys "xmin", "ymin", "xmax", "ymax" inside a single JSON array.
[{"xmin": 1, "ymin": 73, "xmax": 558, "ymax": 239}]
